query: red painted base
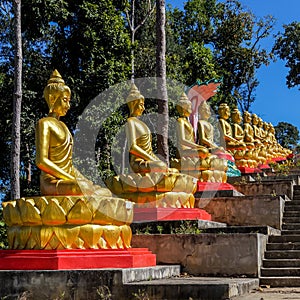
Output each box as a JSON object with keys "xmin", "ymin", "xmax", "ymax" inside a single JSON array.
[
  {"xmin": 0, "ymin": 248, "xmax": 156, "ymax": 270},
  {"xmin": 214, "ymin": 151, "xmax": 234, "ymax": 162},
  {"xmin": 259, "ymin": 164, "xmax": 270, "ymax": 170},
  {"xmin": 133, "ymin": 208, "xmax": 211, "ymax": 222},
  {"xmin": 238, "ymin": 167, "xmax": 262, "ymax": 174},
  {"xmin": 273, "ymin": 157, "xmax": 286, "ymax": 162},
  {"xmin": 197, "ymin": 182, "xmax": 236, "ymax": 192}
]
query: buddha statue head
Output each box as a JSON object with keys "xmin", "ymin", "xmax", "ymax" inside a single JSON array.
[
  {"xmin": 198, "ymin": 100, "xmax": 211, "ymax": 121},
  {"xmin": 231, "ymin": 107, "xmax": 242, "ymax": 124},
  {"xmin": 43, "ymin": 70, "xmax": 71, "ymax": 114},
  {"xmin": 218, "ymin": 103, "xmax": 230, "ymax": 120},
  {"xmin": 252, "ymin": 113, "xmax": 259, "ymax": 125},
  {"xmin": 243, "ymin": 111, "xmax": 252, "ymax": 123},
  {"xmin": 126, "ymin": 83, "xmax": 145, "ymax": 117},
  {"xmin": 176, "ymin": 92, "xmax": 192, "ymax": 117}
]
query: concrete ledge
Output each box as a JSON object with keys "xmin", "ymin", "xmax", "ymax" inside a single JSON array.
[
  {"xmin": 132, "ymin": 233, "xmax": 268, "ymax": 277},
  {"xmin": 124, "ymin": 277, "xmax": 259, "ymax": 300},
  {"xmin": 196, "ymin": 195, "xmax": 285, "ymax": 230},
  {"xmin": 232, "ymin": 179, "xmax": 295, "ymax": 199},
  {"xmin": 0, "ymin": 266, "xmax": 180, "ymax": 299}
]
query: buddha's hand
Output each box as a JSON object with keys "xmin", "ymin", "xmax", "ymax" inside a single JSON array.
[
  {"xmin": 167, "ymin": 167, "xmax": 179, "ymax": 174},
  {"xmin": 197, "ymin": 146, "xmax": 209, "ymax": 159}
]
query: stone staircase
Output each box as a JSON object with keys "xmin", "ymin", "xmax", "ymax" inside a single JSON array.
[{"xmin": 260, "ymin": 184, "xmax": 300, "ymax": 286}]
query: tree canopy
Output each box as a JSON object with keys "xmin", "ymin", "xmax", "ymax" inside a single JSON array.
[
  {"xmin": 273, "ymin": 22, "xmax": 300, "ymax": 89},
  {"xmin": 274, "ymin": 121, "xmax": 300, "ymax": 149},
  {"xmin": 0, "ymin": 0, "xmax": 286, "ymax": 199}
]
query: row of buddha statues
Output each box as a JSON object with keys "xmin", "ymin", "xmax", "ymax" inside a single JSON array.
[
  {"xmin": 2, "ymin": 71, "xmax": 291, "ymax": 250},
  {"xmin": 218, "ymin": 103, "xmax": 292, "ymax": 168}
]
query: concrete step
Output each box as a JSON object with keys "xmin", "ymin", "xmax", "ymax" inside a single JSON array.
[
  {"xmin": 283, "ymin": 216, "xmax": 300, "ymax": 223},
  {"xmin": 281, "ymin": 230, "xmax": 300, "ymax": 235},
  {"xmin": 283, "ymin": 211, "xmax": 300, "ymax": 217},
  {"xmin": 261, "ymin": 267, "xmax": 300, "ymax": 277},
  {"xmin": 284, "ymin": 205, "xmax": 300, "ymax": 211},
  {"xmin": 269, "ymin": 235, "xmax": 300, "ymax": 243},
  {"xmin": 263, "ymin": 259, "xmax": 300, "ymax": 268},
  {"xmin": 260, "ymin": 277, "xmax": 300, "ymax": 287},
  {"xmin": 266, "ymin": 242, "xmax": 300, "ymax": 251},
  {"xmin": 286, "ymin": 200, "xmax": 300, "ymax": 205},
  {"xmin": 265, "ymin": 250, "xmax": 300, "ymax": 259},
  {"xmin": 125, "ymin": 277, "xmax": 259, "ymax": 300},
  {"xmin": 282, "ymin": 224, "xmax": 300, "ymax": 230}
]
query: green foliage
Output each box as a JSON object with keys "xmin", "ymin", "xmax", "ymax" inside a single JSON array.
[
  {"xmin": 0, "ymin": 0, "xmax": 276, "ymax": 199},
  {"xmin": 132, "ymin": 289, "xmax": 150, "ymax": 300},
  {"xmin": 0, "ymin": 209, "xmax": 8, "ymax": 249},
  {"xmin": 273, "ymin": 22, "xmax": 300, "ymax": 88},
  {"xmin": 274, "ymin": 121, "xmax": 300, "ymax": 149},
  {"xmin": 132, "ymin": 220, "xmax": 202, "ymax": 235}
]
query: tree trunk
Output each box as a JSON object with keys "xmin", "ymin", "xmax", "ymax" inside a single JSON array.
[
  {"xmin": 11, "ymin": 0, "xmax": 22, "ymax": 199},
  {"xmin": 156, "ymin": 0, "xmax": 169, "ymax": 164}
]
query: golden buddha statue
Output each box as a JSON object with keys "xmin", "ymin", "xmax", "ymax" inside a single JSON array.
[
  {"xmin": 251, "ymin": 113, "xmax": 266, "ymax": 165},
  {"xmin": 125, "ymin": 85, "xmax": 173, "ymax": 174},
  {"xmin": 197, "ymin": 100, "xmax": 224, "ymax": 153},
  {"xmin": 36, "ymin": 70, "xmax": 111, "ymax": 197},
  {"xmin": 107, "ymin": 84, "xmax": 197, "ymax": 208},
  {"xmin": 176, "ymin": 93, "xmax": 209, "ymax": 159},
  {"xmin": 242, "ymin": 111, "xmax": 260, "ymax": 167},
  {"xmin": 171, "ymin": 93, "xmax": 227, "ymax": 183},
  {"xmin": 230, "ymin": 108, "xmax": 249, "ymax": 167},
  {"xmin": 218, "ymin": 103, "xmax": 246, "ymax": 151},
  {"xmin": 2, "ymin": 70, "xmax": 133, "ymax": 250}
]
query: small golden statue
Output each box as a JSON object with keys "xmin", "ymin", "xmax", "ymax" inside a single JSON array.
[
  {"xmin": 2, "ymin": 70, "xmax": 133, "ymax": 250},
  {"xmin": 107, "ymin": 84, "xmax": 196, "ymax": 208},
  {"xmin": 197, "ymin": 100, "xmax": 224, "ymax": 153},
  {"xmin": 171, "ymin": 94, "xmax": 227, "ymax": 183},
  {"xmin": 218, "ymin": 103, "xmax": 246, "ymax": 150}
]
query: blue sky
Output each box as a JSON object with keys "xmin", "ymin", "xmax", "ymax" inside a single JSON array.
[{"xmin": 167, "ymin": 0, "xmax": 300, "ymax": 131}]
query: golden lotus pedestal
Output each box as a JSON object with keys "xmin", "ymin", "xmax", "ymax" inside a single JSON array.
[
  {"xmin": 107, "ymin": 172, "xmax": 215, "ymax": 223},
  {"xmin": 0, "ymin": 196, "xmax": 156, "ymax": 270}
]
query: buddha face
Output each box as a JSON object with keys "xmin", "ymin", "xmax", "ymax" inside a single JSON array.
[
  {"xmin": 218, "ymin": 104, "xmax": 230, "ymax": 120},
  {"xmin": 263, "ymin": 122, "xmax": 269, "ymax": 131},
  {"xmin": 243, "ymin": 111, "xmax": 251, "ymax": 123},
  {"xmin": 199, "ymin": 102, "xmax": 211, "ymax": 120},
  {"xmin": 252, "ymin": 114, "xmax": 258, "ymax": 125},
  {"xmin": 52, "ymin": 91, "xmax": 71, "ymax": 117},
  {"xmin": 231, "ymin": 110, "xmax": 242, "ymax": 123},
  {"xmin": 129, "ymin": 98, "xmax": 145, "ymax": 117},
  {"xmin": 177, "ymin": 101, "xmax": 192, "ymax": 117}
]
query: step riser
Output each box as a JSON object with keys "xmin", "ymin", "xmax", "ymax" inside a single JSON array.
[
  {"xmin": 263, "ymin": 260, "xmax": 300, "ymax": 268},
  {"xmin": 282, "ymin": 225, "xmax": 300, "ymax": 230},
  {"xmin": 265, "ymin": 252, "xmax": 300, "ymax": 259},
  {"xmin": 283, "ymin": 212, "xmax": 300, "ymax": 217},
  {"xmin": 260, "ymin": 278, "xmax": 300, "ymax": 287},
  {"xmin": 283, "ymin": 218, "xmax": 300, "ymax": 223},
  {"xmin": 267, "ymin": 244, "xmax": 300, "ymax": 250},
  {"xmin": 269, "ymin": 236, "xmax": 300, "ymax": 243},
  {"xmin": 261, "ymin": 269, "xmax": 300, "ymax": 277}
]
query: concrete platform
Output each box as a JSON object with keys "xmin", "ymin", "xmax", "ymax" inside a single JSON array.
[
  {"xmin": 196, "ymin": 195, "xmax": 286, "ymax": 230},
  {"xmin": 233, "ymin": 287, "xmax": 300, "ymax": 299},
  {"xmin": 232, "ymin": 178, "xmax": 295, "ymax": 199},
  {"xmin": 132, "ymin": 233, "xmax": 268, "ymax": 277},
  {"xmin": 0, "ymin": 265, "xmax": 180, "ymax": 299},
  {"xmin": 124, "ymin": 277, "xmax": 259, "ymax": 300}
]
